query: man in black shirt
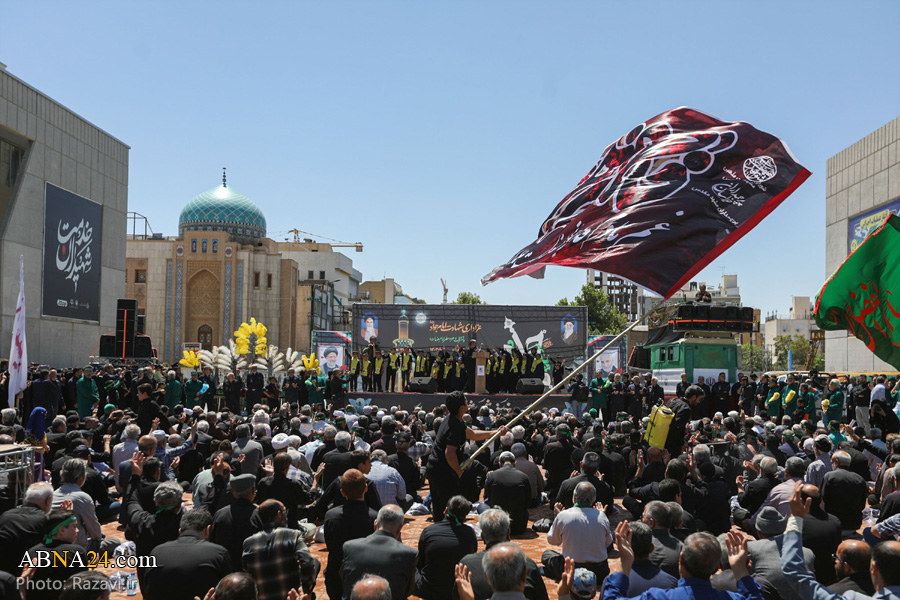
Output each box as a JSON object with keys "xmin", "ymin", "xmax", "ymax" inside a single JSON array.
[
  {"xmin": 425, "ymin": 391, "xmax": 506, "ymax": 521},
  {"xmin": 695, "ymin": 284, "xmax": 712, "ymax": 302},
  {"xmin": 696, "ymin": 376, "xmax": 712, "ymax": 419},
  {"xmin": 542, "ymin": 424, "xmax": 578, "ymax": 500},
  {"xmin": 484, "ymin": 452, "xmax": 532, "ymax": 534},
  {"xmin": 415, "ymin": 495, "xmax": 478, "ymax": 600},
  {"xmin": 256, "ymin": 453, "xmax": 313, "ymax": 529},
  {"xmin": 23, "ymin": 509, "xmax": 88, "ymax": 600},
  {"xmin": 664, "ymin": 385, "xmax": 704, "ymax": 457},
  {"xmin": 464, "ymin": 340, "xmax": 477, "ymax": 393},
  {"xmin": 555, "ymin": 452, "xmax": 614, "ymax": 512},
  {"xmin": 245, "ymin": 365, "xmax": 265, "ymax": 413},
  {"xmin": 851, "ymin": 375, "xmax": 872, "ymax": 434},
  {"xmin": 199, "ymin": 365, "xmax": 218, "ymax": 410},
  {"xmin": 321, "ymin": 431, "xmax": 354, "ymax": 490},
  {"xmin": 830, "ymin": 540, "xmax": 876, "ymax": 596},
  {"xmin": 711, "ymin": 373, "xmax": 732, "ymax": 415},
  {"xmin": 608, "ymin": 374, "xmax": 626, "ymax": 418},
  {"xmin": 387, "ymin": 431, "xmax": 421, "ymax": 500},
  {"xmin": 675, "ymin": 373, "xmax": 690, "ymax": 399},
  {"xmin": 210, "ymin": 474, "xmax": 259, "ymax": 569},
  {"xmin": 0, "ymin": 481, "xmax": 53, "ymax": 576},
  {"xmin": 626, "ymin": 375, "xmax": 646, "ymax": 423},
  {"xmin": 323, "ymin": 469, "xmax": 378, "ymax": 600},
  {"xmin": 282, "ymin": 368, "xmax": 302, "ymax": 406},
  {"xmin": 142, "ymin": 507, "xmax": 232, "ymax": 600},
  {"xmin": 136, "ymin": 383, "xmax": 171, "ymax": 436}
]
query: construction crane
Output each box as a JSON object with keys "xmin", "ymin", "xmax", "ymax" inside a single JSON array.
[
  {"xmin": 285, "ymin": 228, "xmax": 363, "ymax": 252},
  {"xmin": 441, "ymin": 279, "xmax": 448, "ymax": 304}
]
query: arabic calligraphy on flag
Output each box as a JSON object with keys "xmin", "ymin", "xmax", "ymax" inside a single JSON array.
[
  {"xmin": 815, "ymin": 214, "xmax": 900, "ymax": 369},
  {"xmin": 482, "ymin": 107, "xmax": 811, "ymax": 299}
]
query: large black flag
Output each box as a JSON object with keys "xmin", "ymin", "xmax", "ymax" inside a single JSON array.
[{"xmin": 482, "ymin": 107, "xmax": 810, "ymax": 299}]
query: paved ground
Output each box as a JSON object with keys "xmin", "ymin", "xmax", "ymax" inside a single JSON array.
[{"xmin": 99, "ymin": 481, "xmax": 631, "ymax": 600}]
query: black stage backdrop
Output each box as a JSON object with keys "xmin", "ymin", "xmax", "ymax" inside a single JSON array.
[
  {"xmin": 42, "ymin": 183, "xmax": 102, "ymax": 322},
  {"xmin": 352, "ymin": 304, "xmax": 588, "ymax": 361}
]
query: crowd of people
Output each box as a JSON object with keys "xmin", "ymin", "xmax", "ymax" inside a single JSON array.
[
  {"xmin": 352, "ymin": 338, "xmax": 562, "ymax": 395},
  {"xmin": 1, "ymin": 360, "xmax": 900, "ymax": 600}
]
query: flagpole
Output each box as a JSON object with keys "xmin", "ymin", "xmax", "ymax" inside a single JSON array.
[{"xmin": 461, "ymin": 297, "xmax": 668, "ymax": 470}]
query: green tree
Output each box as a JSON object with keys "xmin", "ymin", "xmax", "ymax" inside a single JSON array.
[
  {"xmin": 557, "ymin": 284, "xmax": 627, "ymax": 335},
  {"xmin": 453, "ymin": 291, "xmax": 484, "ymax": 305},
  {"xmin": 772, "ymin": 335, "xmax": 823, "ymax": 370},
  {"xmin": 741, "ymin": 343, "xmax": 771, "ymax": 372}
]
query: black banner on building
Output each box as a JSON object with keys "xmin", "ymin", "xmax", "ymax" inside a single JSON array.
[
  {"xmin": 352, "ymin": 304, "xmax": 588, "ymax": 360},
  {"xmin": 42, "ymin": 183, "xmax": 102, "ymax": 322}
]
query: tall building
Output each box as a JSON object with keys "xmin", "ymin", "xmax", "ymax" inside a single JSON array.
[
  {"xmin": 763, "ymin": 296, "xmax": 819, "ymax": 359},
  {"xmin": 824, "ymin": 116, "xmax": 900, "ymax": 372},
  {"xmin": 0, "ymin": 66, "xmax": 129, "ymax": 366},
  {"xmin": 586, "ymin": 270, "xmax": 641, "ymax": 322},
  {"xmin": 126, "ymin": 179, "xmax": 364, "ymax": 361}
]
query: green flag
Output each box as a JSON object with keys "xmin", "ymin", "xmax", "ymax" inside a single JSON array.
[{"xmin": 814, "ymin": 214, "xmax": 900, "ymax": 369}]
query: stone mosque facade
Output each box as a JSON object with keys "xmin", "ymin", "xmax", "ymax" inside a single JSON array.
[{"xmin": 126, "ymin": 180, "xmax": 361, "ymax": 364}]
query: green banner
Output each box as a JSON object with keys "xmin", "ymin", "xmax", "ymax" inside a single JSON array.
[{"xmin": 815, "ymin": 214, "xmax": 900, "ymax": 369}]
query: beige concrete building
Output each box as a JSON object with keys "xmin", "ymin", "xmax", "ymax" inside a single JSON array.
[
  {"xmin": 0, "ymin": 66, "xmax": 128, "ymax": 366},
  {"xmin": 126, "ymin": 181, "xmax": 362, "ymax": 362},
  {"xmin": 763, "ymin": 296, "xmax": 818, "ymax": 358},
  {"xmin": 358, "ymin": 278, "xmax": 418, "ymax": 304},
  {"xmin": 825, "ymin": 116, "xmax": 900, "ymax": 372}
]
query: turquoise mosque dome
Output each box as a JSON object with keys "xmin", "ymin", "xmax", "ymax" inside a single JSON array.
[{"xmin": 178, "ymin": 183, "xmax": 267, "ymax": 239}]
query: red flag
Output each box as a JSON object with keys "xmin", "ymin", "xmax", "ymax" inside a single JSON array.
[{"xmin": 482, "ymin": 107, "xmax": 810, "ymax": 298}]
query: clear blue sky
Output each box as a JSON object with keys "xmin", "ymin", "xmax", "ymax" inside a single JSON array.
[{"xmin": 3, "ymin": 1, "xmax": 898, "ymax": 318}]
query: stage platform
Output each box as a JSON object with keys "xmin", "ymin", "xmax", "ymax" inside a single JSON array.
[{"xmin": 344, "ymin": 391, "xmax": 570, "ymax": 412}]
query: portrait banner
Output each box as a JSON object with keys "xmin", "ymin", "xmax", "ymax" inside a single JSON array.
[
  {"xmin": 312, "ymin": 330, "xmax": 352, "ymax": 374},
  {"xmin": 42, "ymin": 183, "xmax": 102, "ymax": 322},
  {"xmin": 587, "ymin": 334, "xmax": 627, "ymax": 381}
]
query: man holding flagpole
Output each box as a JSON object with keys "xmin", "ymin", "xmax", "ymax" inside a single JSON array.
[{"xmin": 8, "ymin": 255, "xmax": 27, "ymax": 410}]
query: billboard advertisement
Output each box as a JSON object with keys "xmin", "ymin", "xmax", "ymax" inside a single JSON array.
[
  {"xmin": 849, "ymin": 197, "xmax": 900, "ymax": 254},
  {"xmin": 587, "ymin": 334, "xmax": 627, "ymax": 381},
  {"xmin": 42, "ymin": 183, "xmax": 102, "ymax": 322},
  {"xmin": 351, "ymin": 304, "xmax": 588, "ymax": 361},
  {"xmin": 311, "ymin": 330, "xmax": 352, "ymax": 374}
]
